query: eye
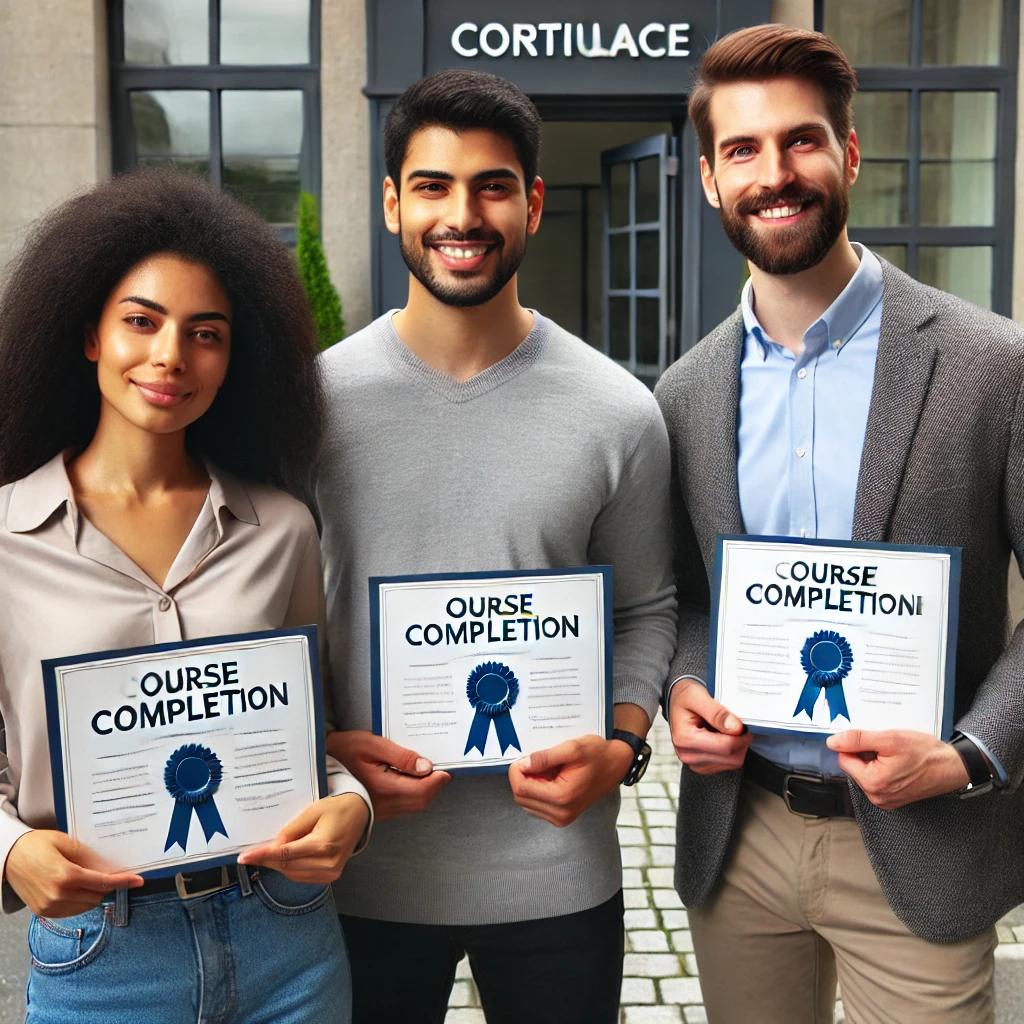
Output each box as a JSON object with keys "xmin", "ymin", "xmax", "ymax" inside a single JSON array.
[
  {"xmin": 191, "ymin": 327, "xmax": 221, "ymax": 343},
  {"xmin": 730, "ymin": 145, "xmax": 754, "ymax": 159},
  {"xmin": 480, "ymin": 182, "xmax": 510, "ymax": 194},
  {"xmin": 417, "ymin": 182, "xmax": 447, "ymax": 195},
  {"xmin": 790, "ymin": 135, "xmax": 817, "ymax": 149},
  {"xmin": 124, "ymin": 313, "xmax": 154, "ymax": 329}
]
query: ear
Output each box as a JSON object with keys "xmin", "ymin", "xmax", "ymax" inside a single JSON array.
[
  {"xmin": 699, "ymin": 155, "xmax": 720, "ymax": 208},
  {"xmin": 383, "ymin": 176, "xmax": 400, "ymax": 236},
  {"xmin": 84, "ymin": 325, "xmax": 100, "ymax": 363},
  {"xmin": 526, "ymin": 176, "xmax": 545, "ymax": 236},
  {"xmin": 845, "ymin": 128, "xmax": 861, "ymax": 186}
]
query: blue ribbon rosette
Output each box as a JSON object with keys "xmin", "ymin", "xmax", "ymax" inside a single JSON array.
[
  {"xmin": 163, "ymin": 743, "xmax": 229, "ymax": 853},
  {"xmin": 793, "ymin": 630, "xmax": 853, "ymax": 723},
  {"xmin": 463, "ymin": 661, "xmax": 522, "ymax": 756}
]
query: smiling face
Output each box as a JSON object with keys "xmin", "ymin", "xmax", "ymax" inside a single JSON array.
[
  {"xmin": 86, "ymin": 253, "xmax": 232, "ymax": 436},
  {"xmin": 383, "ymin": 125, "xmax": 544, "ymax": 308},
  {"xmin": 700, "ymin": 76, "xmax": 859, "ymax": 275}
]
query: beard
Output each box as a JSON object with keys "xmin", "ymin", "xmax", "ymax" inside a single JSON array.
[
  {"xmin": 716, "ymin": 181, "xmax": 849, "ymax": 275},
  {"xmin": 399, "ymin": 225, "xmax": 526, "ymax": 308}
]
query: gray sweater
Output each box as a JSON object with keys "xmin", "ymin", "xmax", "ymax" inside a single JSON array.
[{"xmin": 317, "ymin": 311, "xmax": 676, "ymax": 925}]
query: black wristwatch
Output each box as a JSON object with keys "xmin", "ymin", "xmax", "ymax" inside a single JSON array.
[
  {"xmin": 612, "ymin": 729, "xmax": 652, "ymax": 787},
  {"xmin": 950, "ymin": 732, "xmax": 996, "ymax": 798}
]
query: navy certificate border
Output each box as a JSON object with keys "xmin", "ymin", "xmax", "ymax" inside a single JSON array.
[
  {"xmin": 706, "ymin": 535, "xmax": 962, "ymax": 740},
  {"xmin": 369, "ymin": 566, "xmax": 615, "ymax": 776},
  {"xmin": 42, "ymin": 625, "xmax": 327, "ymax": 879}
]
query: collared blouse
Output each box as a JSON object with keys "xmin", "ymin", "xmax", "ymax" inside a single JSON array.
[{"xmin": 0, "ymin": 452, "xmax": 369, "ymax": 911}]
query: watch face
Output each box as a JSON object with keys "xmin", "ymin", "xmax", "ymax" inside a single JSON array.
[{"xmin": 627, "ymin": 743, "xmax": 653, "ymax": 786}]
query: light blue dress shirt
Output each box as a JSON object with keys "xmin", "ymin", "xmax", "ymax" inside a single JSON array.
[{"xmin": 738, "ymin": 244, "xmax": 881, "ymax": 774}]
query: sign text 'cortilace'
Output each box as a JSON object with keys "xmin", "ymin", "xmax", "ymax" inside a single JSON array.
[{"xmin": 451, "ymin": 22, "xmax": 691, "ymax": 60}]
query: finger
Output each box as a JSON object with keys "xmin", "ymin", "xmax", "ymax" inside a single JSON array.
[
  {"xmin": 373, "ymin": 737, "xmax": 433, "ymax": 775},
  {"xmin": 512, "ymin": 796, "xmax": 566, "ymax": 827},
  {"xmin": 273, "ymin": 802, "xmax": 325, "ymax": 845},
  {"xmin": 674, "ymin": 725, "xmax": 751, "ymax": 760},
  {"xmin": 515, "ymin": 739, "xmax": 584, "ymax": 776},
  {"xmin": 67, "ymin": 866, "xmax": 145, "ymax": 893},
  {"xmin": 836, "ymin": 751, "xmax": 873, "ymax": 788},
  {"xmin": 510, "ymin": 772, "xmax": 581, "ymax": 805},
  {"xmin": 675, "ymin": 684, "xmax": 745, "ymax": 735}
]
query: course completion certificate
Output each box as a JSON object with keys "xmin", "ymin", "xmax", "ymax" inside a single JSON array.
[
  {"xmin": 43, "ymin": 627, "xmax": 327, "ymax": 877},
  {"xmin": 370, "ymin": 567, "xmax": 614, "ymax": 773},
  {"xmin": 709, "ymin": 536, "xmax": 961, "ymax": 738}
]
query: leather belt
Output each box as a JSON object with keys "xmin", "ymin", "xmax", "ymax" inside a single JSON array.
[
  {"xmin": 132, "ymin": 864, "xmax": 256, "ymax": 900},
  {"xmin": 745, "ymin": 751, "xmax": 855, "ymax": 818}
]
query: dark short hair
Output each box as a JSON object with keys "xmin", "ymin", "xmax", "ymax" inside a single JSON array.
[
  {"xmin": 0, "ymin": 168, "xmax": 324, "ymax": 499},
  {"xmin": 384, "ymin": 68, "xmax": 542, "ymax": 189},
  {"xmin": 690, "ymin": 24, "xmax": 858, "ymax": 166}
]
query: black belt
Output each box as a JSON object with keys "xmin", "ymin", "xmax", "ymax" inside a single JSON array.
[
  {"xmin": 745, "ymin": 751, "xmax": 856, "ymax": 818},
  {"xmin": 130, "ymin": 864, "xmax": 256, "ymax": 900}
]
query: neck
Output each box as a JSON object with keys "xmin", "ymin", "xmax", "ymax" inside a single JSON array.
[
  {"xmin": 747, "ymin": 233, "xmax": 861, "ymax": 353},
  {"xmin": 68, "ymin": 407, "xmax": 205, "ymax": 499},
  {"xmin": 391, "ymin": 275, "xmax": 535, "ymax": 381}
]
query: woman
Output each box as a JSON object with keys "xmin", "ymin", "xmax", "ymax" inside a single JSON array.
[{"xmin": 0, "ymin": 169, "xmax": 368, "ymax": 1023}]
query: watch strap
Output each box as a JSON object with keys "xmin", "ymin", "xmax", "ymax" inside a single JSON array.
[
  {"xmin": 612, "ymin": 729, "xmax": 651, "ymax": 787},
  {"xmin": 950, "ymin": 732, "xmax": 994, "ymax": 796}
]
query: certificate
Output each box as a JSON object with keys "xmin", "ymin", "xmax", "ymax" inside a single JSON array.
[
  {"xmin": 43, "ymin": 627, "xmax": 327, "ymax": 878},
  {"xmin": 709, "ymin": 536, "xmax": 961, "ymax": 738},
  {"xmin": 370, "ymin": 567, "xmax": 614, "ymax": 773}
]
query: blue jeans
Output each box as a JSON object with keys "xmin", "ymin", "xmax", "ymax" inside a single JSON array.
[{"xmin": 25, "ymin": 870, "xmax": 350, "ymax": 1024}]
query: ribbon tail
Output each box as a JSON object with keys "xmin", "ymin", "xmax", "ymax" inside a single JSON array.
[
  {"xmin": 196, "ymin": 798, "xmax": 228, "ymax": 842},
  {"xmin": 793, "ymin": 672, "xmax": 822, "ymax": 720},
  {"xmin": 164, "ymin": 801, "xmax": 193, "ymax": 853},
  {"xmin": 824, "ymin": 683, "xmax": 851, "ymax": 723},
  {"xmin": 494, "ymin": 712, "xmax": 521, "ymax": 755},
  {"xmin": 464, "ymin": 711, "xmax": 490, "ymax": 755}
]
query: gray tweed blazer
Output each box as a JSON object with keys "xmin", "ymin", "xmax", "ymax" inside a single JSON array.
[{"xmin": 654, "ymin": 261, "xmax": 1024, "ymax": 943}]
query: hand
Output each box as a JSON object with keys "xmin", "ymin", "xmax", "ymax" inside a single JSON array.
[
  {"xmin": 326, "ymin": 730, "xmax": 451, "ymax": 820},
  {"xmin": 238, "ymin": 793, "xmax": 370, "ymax": 883},
  {"xmin": 668, "ymin": 679, "xmax": 751, "ymax": 774},
  {"xmin": 4, "ymin": 830, "xmax": 143, "ymax": 918},
  {"xmin": 826, "ymin": 729, "xmax": 970, "ymax": 810},
  {"xmin": 508, "ymin": 735, "xmax": 633, "ymax": 828}
]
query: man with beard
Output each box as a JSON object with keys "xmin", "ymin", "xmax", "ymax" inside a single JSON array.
[
  {"xmin": 655, "ymin": 24, "xmax": 1024, "ymax": 1024},
  {"xmin": 317, "ymin": 69, "xmax": 677, "ymax": 1024}
]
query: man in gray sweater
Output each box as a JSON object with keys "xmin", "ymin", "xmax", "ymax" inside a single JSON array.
[{"xmin": 318, "ymin": 70, "xmax": 676, "ymax": 1024}]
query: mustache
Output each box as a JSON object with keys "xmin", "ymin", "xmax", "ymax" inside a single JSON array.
[
  {"xmin": 734, "ymin": 187, "xmax": 821, "ymax": 217},
  {"xmin": 424, "ymin": 230, "xmax": 503, "ymax": 245}
]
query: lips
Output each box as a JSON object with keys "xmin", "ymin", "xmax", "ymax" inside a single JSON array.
[
  {"xmin": 131, "ymin": 380, "xmax": 191, "ymax": 407},
  {"xmin": 426, "ymin": 235, "xmax": 499, "ymax": 273},
  {"xmin": 738, "ymin": 189, "xmax": 818, "ymax": 224}
]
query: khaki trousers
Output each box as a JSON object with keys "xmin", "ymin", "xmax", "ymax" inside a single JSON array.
[{"xmin": 688, "ymin": 780, "xmax": 995, "ymax": 1024}]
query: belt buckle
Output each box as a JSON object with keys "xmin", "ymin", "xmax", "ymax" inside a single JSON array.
[
  {"xmin": 174, "ymin": 866, "xmax": 231, "ymax": 900},
  {"xmin": 782, "ymin": 770, "xmax": 828, "ymax": 818}
]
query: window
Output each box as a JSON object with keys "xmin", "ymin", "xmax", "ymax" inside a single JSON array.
[
  {"xmin": 819, "ymin": 0, "xmax": 1017, "ymax": 312},
  {"xmin": 110, "ymin": 0, "xmax": 320, "ymax": 241}
]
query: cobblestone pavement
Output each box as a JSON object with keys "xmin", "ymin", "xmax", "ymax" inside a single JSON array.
[{"xmin": 446, "ymin": 717, "xmax": 1024, "ymax": 1024}]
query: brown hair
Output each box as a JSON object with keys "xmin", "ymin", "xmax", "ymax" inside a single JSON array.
[{"xmin": 690, "ymin": 24, "xmax": 858, "ymax": 166}]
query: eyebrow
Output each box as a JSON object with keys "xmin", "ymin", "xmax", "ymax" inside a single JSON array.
[
  {"xmin": 405, "ymin": 168, "xmax": 521, "ymax": 184},
  {"xmin": 717, "ymin": 123, "xmax": 829, "ymax": 153},
  {"xmin": 119, "ymin": 296, "xmax": 230, "ymax": 323}
]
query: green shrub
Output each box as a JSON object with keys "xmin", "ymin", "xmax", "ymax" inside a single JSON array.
[{"xmin": 296, "ymin": 191, "xmax": 345, "ymax": 349}]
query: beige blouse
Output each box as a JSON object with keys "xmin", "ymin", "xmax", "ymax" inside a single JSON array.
[{"xmin": 0, "ymin": 452, "xmax": 369, "ymax": 911}]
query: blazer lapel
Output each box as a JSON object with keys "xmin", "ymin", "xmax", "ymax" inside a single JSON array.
[{"xmin": 851, "ymin": 264, "xmax": 939, "ymax": 542}]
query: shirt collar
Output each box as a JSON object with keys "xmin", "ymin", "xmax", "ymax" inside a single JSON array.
[
  {"xmin": 7, "ymin": 451, "xmax": 259, "ymax": 534},
  {"xmin": 741, "ymin": 242, "xmax": 884, "ymax": 360}
]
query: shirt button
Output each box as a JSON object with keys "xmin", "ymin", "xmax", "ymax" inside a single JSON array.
[
  {"xmin": 797, "ymin": 368, "xmax": 808, "ymax": 380},
  {"xmin": 795, "ymin": 447, "xmax": 807, "ymax": 458},
  {"xmin": 158, "ymin": 597, "xmax": 172, "ymax": 612},
  {"xmin": 833, "ymin": 338, "xmax": 843, "ymax": 350}
]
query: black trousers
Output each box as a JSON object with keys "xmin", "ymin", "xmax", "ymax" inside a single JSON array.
[{"xmin": 340, "ymin": 890, "xmax": 624, "ymax": 1024}]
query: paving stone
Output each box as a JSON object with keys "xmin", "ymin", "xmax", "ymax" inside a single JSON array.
[
  {"xmin": 660, "ymin": 909, "xmax": 689, "ymax": 930},
  {"xmin": 621, "ymin": 978, "xmax": 658, "ymax": 1004},
  {"xmin": 1013, "ymin": 927, "xmax": 1024, "ymax": 943},
  {"xmin": 629, "ymin": 930, "xmax": 671, "ymax": 952},
  {"xmin": 456, "ymin": 956, "xmax": 472, "ymax": 980},
  {"xmin": 683, "ymin": 953, "xmax": 700, "ymax": 976},
  {"xmin": 646, "ymin": 867, "xmax": 676, "ymax": 888},
  {"xmin": 644, "ymin": 810, "xmax": 678, "ymax": 828},
  {"xmin": 624, "ymin": 953, "xmax": 683, "ymax": 977},
  {"xmin": 619, "ymin": 809, "xmax": 643, "ymax": 827},
  {"xmin": 622, "ymin": 846, "xmax": 651, "ymax": 868},
  {"xmin": 670, "ymin": 930, "xmax": 694, "ymax": 953},
  {"xmin": 624, "ymin": 909, "xmax": 659, "ymax": 929},
  {"xmin": 649, "ymin": 827, "xmax": 678, "ymax": 845},
  {"xmin": 652, "ymin": 888, "xmax": 684, "ymax": 909},
  {"xmin": 448, "ymin": 981, "xmax": 479, "ymax": 1007},
  {"xmin": 996, "ymin": 943, "xmax": 1024, "ymax": 959},
  {"xmin": 625, "ymin": 887, "xmax": 651, "ymax": 908},
  {"xmin": 640, "ymin": 797, "xmax": 673, "ymax": 811},
  {"xmin": 660, "ymin": 977, "xmax": 705, "ymax": 1005},
  {"xmin": 999, "ymin": 926, "xmax": 1016, "ymax": 943},
  {"xmin": 445, "ymin": 1010, "xmax": 486, "ymax": 1024},
  {"xmin": 637, "ymin": 781, "xmax": 668, "ymax": 797},
  {"xmin": 623, "ymin": 868, "xmax": 644, "ymax": 887},
  {"xmin": 683, "ymin": 1008, "xmax": 709, "ymax": 1024},
  {"xmin": 619, "ymin": 826, "xmax": 647, "ymax": 847},
  {"xmin": 623, "ymin": 1008, "xmax": 684, "ymax": 1024},
  {"xmin": 649, "ymin": 845, "xmax": 675, "ymax": 866}
]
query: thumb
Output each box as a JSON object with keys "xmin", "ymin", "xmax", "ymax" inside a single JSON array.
[
  {"xmin": 375, "ymin": 737, "xmax": 432, "ymax": 776},
  {"xmin": 687, "ymin": 686, "xmax": 744, "ymax": 735},
  {"xmin": 275, "ymin": 800, "xmax": 324, "ymax": 844},
  {"xmin": 827, "ymin": 729, "xmax": 871, "ymax": 753}
]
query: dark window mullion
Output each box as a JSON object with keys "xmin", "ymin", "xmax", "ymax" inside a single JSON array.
[
  {"xmin": 629, "ymin": 160, "xmax": 638, "ymax": 373},
  {"xmin": 209, "ymin": 0, "xmax": 219, "ymax": 64},
  {"xmin": 907, "ymin": 86, "xmax": 922, "ymax": 278},
  {"xmin": 209, "ymin": 90, "xmax": 223, "ymax": 189},
  {"xmin": 910, "ymin": 0, "xmax": 923, "ymax": 67}
]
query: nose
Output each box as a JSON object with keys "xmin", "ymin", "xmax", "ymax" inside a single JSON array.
[
  {"xmin": 757, "ymin": 144, "xmax": 796, "ymax": 193},
  {"xmin": 150, "ymin": 324, "xmax": 186, "ymax": 372},
  {"xmin": 445, "ymin": 186, "xmax": 484, "ymax": 235}
]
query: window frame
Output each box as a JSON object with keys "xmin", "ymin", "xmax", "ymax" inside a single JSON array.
[
  {"xmin": 815, "ymin": 0, "xmax": 1018, "ymax": 314},
  {"xmin": 108, "ymin": 0, "xmax": 322, "ymax": 241}
]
